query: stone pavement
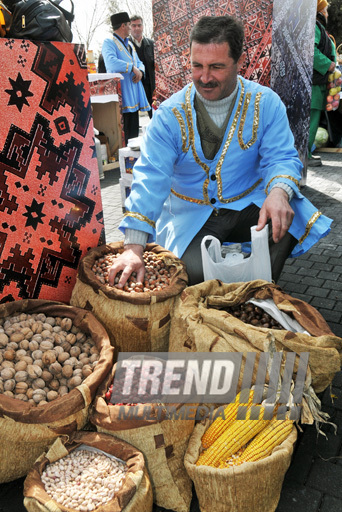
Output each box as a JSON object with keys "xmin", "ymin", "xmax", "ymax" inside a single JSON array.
[{"xmin": 0, "ymin": 151, "xmax": 341, "ymax": 512}]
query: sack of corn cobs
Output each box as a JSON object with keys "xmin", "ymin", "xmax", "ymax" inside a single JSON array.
[
  {"xmin": 23, "ymin": 430, "xmax": 153, "ymax": 512},
  {"xmin": 184, "ymin": 396, "xmax": 297, "ymax": 512},
  {"xmin": 169, "ymin": 279, "xmax": 342, "ymax": 394},
  {"xmin": 70, "ymin": 242, "xmax": 188, "ymax": 355},
  {"xmin": 0, "ymin": 299, "xmax": 114, "ymax": 483},
  {"xmin": 89, "ymin": 363, "xmax": 195, "ymax": 512}
]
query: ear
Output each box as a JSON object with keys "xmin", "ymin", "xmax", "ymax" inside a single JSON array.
[{"xmin": 237, "ymin": 52, "xmax": 246, "ymax": 72}]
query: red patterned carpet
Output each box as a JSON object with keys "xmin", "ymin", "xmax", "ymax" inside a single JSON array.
[
  {"xmin": 152, "ymin": 0, "xmax": 273, "ymax": 104},
  {"xmin": 0, "ymin": 39, "xmax": 104, "ymax": 304}
]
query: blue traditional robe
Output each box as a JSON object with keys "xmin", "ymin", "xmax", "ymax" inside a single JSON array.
[
  {"xmin": 120, "ymin": 77, "xmax": 332, "ymax": 258},
  {"xmin": 102, "ymin": 35, "xmax": 150, "ymax": 113}
]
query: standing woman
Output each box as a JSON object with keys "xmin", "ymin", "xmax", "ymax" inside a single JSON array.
[{"xmin": 308, "ymin": 0, "xmax": 336, "ymax": 166}]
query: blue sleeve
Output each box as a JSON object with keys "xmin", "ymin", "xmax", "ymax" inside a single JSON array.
[
  {"xmin": 102, "ymin": 38, "xmax": 133, "ymax": 74},
  {"xmin": 119, "ymin": 105, "xmax": 180, "ymax": 239},
  {"xmin": 257, "ymin": 90, "xmax": 303, "ymax": 196}
]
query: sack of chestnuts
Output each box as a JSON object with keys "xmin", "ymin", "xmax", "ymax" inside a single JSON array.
[
  {"xmin": 70, "ymin": 242, "xmax": 188, "ymax": 354},
  {"xmin": 0, "ymin": 299, "xmax": 114, "ymax": 483},
  {"xmin": 23, "ymin": 431, "xmax": 153, "ymax": 512},
  {"xmin": 169, "ymin": 279, "xmax": 342, "ymax": 394}
]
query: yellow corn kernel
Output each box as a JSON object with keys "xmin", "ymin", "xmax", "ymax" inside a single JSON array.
[
  {"xmin": 196, "ymin": 405, "xmax": 269, "ymax": 467},
  {"xmin": 238, "ymin": 417, "xmax": 294, "ymax": 463},
  {"xmin": 201, "ymin": 389, "xmax": 255, "ymax": 449}
]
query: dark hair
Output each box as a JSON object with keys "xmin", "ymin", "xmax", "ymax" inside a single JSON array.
[
  {"xmin": 112, "ymin": 21, "xmax": 130, "ymax": 31},
  {"xmin": 190, "ymin": 16, "xmax": 245, "ymax": 62},
  {"xmin": 130, "ymin": 15, "xmax": 143, "ymax": 23}
]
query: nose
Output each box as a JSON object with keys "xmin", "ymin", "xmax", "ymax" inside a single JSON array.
[{"xmin": 200, "ymin": 67, "xmax": 212, "ymax": 84}]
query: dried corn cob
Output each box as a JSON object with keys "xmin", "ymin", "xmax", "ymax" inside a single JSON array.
[
  {"xmin": 237, "ymin": 417, "xmax": 294, "ymax": 463},
  {"xmin": 218, "ymin": 447, "xmax": 246, "ymax": 468},
  {"xmin": 201, "ymin": 389, "xmax": 255, "ymax": 449},
  {"xmin": 196, "ymin": 405, "xmax": 269, "ymax": 467}
]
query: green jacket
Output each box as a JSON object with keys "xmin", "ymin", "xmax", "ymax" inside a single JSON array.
[{"xmin": 311, "ymin": 23, "xmax": 336, "ymax": 110}]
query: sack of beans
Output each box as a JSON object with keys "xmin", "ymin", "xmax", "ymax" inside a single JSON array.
[
  {"xmin": 89, "ymin": 363, "xmax": 195, "ymax": 512},
  {"xmin": 184, "ymin": 403, "xmax": 297, "ymax": 512},
  {"xmin": 0, "ymin": 299, "xmax": 114, "ymax": 483},
  {"xmin": 169, "ymin": 279, "xmax": 342, "ymax": 394},
  {"xmin": 23, "ymin": 430, "xmax": 153, "ymax": 512},
  {"xmin": 70, "ymin": 241, "xmax": 188, "ymax": 354}
]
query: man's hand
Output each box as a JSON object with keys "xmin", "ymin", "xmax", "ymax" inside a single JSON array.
[
  {"xmin": 108, "ymin": 244, "xmax": 145, "ymax": 288},
  {"xmin": 256, "ymin": 188, "xmax": 294, "ymax": 243},
  {"xmin": 132, "ymin": 66, "xmax": 143, "ymax": 83},
  {"xmin": 328, "ymin": 61, "xmax": 336, "ymax": 72}
]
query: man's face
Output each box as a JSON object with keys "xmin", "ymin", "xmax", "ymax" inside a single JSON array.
[
  {"xmin": 191, "ymin": 41, "xmax": 244, "ymax": 101},
  {"xmin": 123, "ymin": 22, "xmax": 131, "ymax": 38},
  {"xmin": 131, "ymin": 19, "xmax": 143, "ymax": 41}
]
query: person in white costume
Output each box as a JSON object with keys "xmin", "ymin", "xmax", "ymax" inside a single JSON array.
[{"xmin": 108, "ymin": 15, "xmax": 332, "ymax": 286}]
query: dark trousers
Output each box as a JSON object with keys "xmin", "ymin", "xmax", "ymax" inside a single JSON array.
[
  {"xmin": 181, "ymin": 205, "xmax": 297, "ymax": 285},
  {"xmin": 123, "ymin": 111, "xmax": 139, "ymax": 145}
]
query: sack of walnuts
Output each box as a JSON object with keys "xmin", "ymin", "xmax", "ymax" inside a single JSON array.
[
  {"xmin": 0, "ymin": 299, "xmax": 114, "ymax": 483},
  {"xmin": 70, "ymin": 241, "xmax": 188, "ymax": 354},
  {"xmin": 23, "ymin": 430, "xmax": 153, "ymax": 512},
  {"xmin": 169, "ymin": 279, "xmax": 342, "ymax": 394}
]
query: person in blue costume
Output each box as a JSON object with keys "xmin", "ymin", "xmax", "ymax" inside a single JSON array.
[
  {"xmin": 102, "ymin": 12, "xmax": 151, "ymax": 144},
  {"xmin": 107, "ymin": 15, "xmax": 332, "ymax": 287}
]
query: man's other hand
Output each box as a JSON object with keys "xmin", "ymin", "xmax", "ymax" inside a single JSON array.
[{"xmin": 256, "ymin": 187, "xmax": 294, "ymax": 243}]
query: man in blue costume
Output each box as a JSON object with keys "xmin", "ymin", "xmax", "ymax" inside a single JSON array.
[
  {"xmin": 102, "ymin": 12, "xmax": 151, "ymax": 144},
  {"xmin": 108, "ymin": 15, "xmax": 332, "ymax": 286}
]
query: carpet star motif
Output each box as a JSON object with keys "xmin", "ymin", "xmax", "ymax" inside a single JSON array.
[
  {"xmin": 5, "ymin": 72, "xmax": 34, "ymax": 112},
  {"xmin": 23, "ymin": 199, "xmax": 46, "ymax": 230}
]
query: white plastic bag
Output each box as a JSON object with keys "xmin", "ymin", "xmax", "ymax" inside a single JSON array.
[{"xmin": 201, "ymin": 225, "xmax": 272, "ymax": 283}]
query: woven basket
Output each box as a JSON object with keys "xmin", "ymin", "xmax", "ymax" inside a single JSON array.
[
  {"xmin": 0, "ymin": 300, "xmax": 114, "ymax": 483},
  {"xmin": 23, "ymin": 431, "xmax": 153, "ymax": 512},
  {"xmin": 70, "ymin": 242, "xmax": 188, "ymax": 355},
  {"xmin": 184, "ymin": 415, "xmax": 297, "ymax": 512},
  {"xmin": 337, "ymin": 44, "xmax": 342, "ymax": 65},
  {"xmin": 89, "ymin": 363, "xmax": 195, "ymax": 512}
]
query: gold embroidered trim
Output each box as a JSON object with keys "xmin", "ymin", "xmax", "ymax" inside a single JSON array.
[
  {"xmin": 216, "ymin": 79, "xmax": 246, "ymax": 202},
  {"xmin": 113, "ymin": 37, "xmax": 134, "ymax": 66},
  {"xmin": 298, "ymin": 211, "xmax": 322, "ymax": 245},
  {"xmin": 124, "ymin": 211, "xmax": 156, "ymax": 229},
  {"xmin": 184, "ymin": 84, "xmax": 211, "ymax": 204},
  {"xmin": 170, "ymin": 179, "xmax": 262, "ymax": 205},
  {"xmin": 172, "ymin": 107, "xmax": 189, "ymax": 153},
  {"xmin": 178, "ymin": 80, "xmax": 262, "ymax": 206},
  {"xmin": 171, "ymin": 189, "xmax": 209, "ymax": 204},
  {"xmin": 265, "ymin": 175, "xmax": 300, "ymax": 195},
  {"xmin": 238, "ymin": 92, "xmax": 261, "ymax": 150}
]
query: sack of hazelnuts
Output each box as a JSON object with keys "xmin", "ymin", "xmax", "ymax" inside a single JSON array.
[
  {"xmin": 70, "ymin": 242, "xmax": 188, "ymax": 354},
  {"xmin": 0, "ymin": 299, "xmax": 114, "ymax": 483},
  {"xmin": 169, "ymin": 279, "xmax": 342, "ymax": 395},
  {"xmin": 23, "ymin": 431, "xmax": 153, "ymax": 512},
  {"xmin": 89, "ymin": 362, "xmax": 195, "ymax": 512}
]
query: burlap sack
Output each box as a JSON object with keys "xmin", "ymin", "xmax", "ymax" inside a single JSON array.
[
  {"xmin": 70, "ymin": 242, "xmax": 188, "ymax": 354},
  {"xmin": 89, "ymin": 364, "xmax": 195, "ymax": 512},
  {"xmin": 0, "ymin": 300, "xmax": 114, "ymax": 483},
  {"xmin": 169, "ymin": 280, "xmax": 342, "ymax": 393},
  {"xmin": 184, "ymin": 415, "xmax": 297, "ymax": 512},
  {"xmin": 23, "ymin": 431, "xmax": 153, "ymax": 512}
]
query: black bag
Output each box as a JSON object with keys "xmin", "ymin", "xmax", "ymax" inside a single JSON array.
[{"xmin": 7, "ymin": 0, "xmax": 74, "ymax": 42}]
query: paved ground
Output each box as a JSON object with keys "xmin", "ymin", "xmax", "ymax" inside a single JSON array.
[{"xmin": 0, "ymin": 149, "xmax": 341, "ymax": 511}]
